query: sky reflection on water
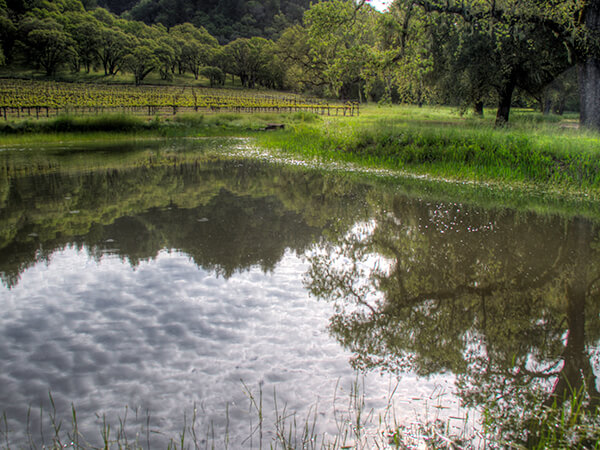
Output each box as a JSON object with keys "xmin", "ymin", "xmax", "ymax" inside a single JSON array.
[
  {"xmin": 1, "ymin": 142, "xmax": 598, "ymax": 448},
  {"xmin": 0, "ymin": 246, "xmax": 462, "ymax": 447}
]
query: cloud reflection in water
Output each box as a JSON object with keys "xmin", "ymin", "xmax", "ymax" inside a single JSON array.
[{"xmin": 0, "ymin": 246, "xmax": 459, "ymax": 447}]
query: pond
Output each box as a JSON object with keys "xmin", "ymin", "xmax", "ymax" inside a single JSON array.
[{"xmin": 0, "ymin": 138, "xmax": 599, "ymax": 448}]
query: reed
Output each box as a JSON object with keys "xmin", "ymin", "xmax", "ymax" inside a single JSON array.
[
  {"xmin": 0, "ymin": 379, "xmax": 476, "ymax": 450},
  {"xmin": 3, "ymin": 378, "xmax": 597, "ymax": 449}
]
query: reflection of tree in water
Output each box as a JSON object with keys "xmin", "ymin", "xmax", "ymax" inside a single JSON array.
[
  {"xmin": 306, "ymin": 199, "xmax": 600, "ymax": 446},
  {"xmin": 93, "ymin": 189, "xmax": 321, "ymax": 278},
  {"xmin": 0, "ymin": 158, "xmax": 372, "ymax": 285}
]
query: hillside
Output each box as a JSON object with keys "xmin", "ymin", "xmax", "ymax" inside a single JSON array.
[{"xmin": 98, "ymin": 0, "xmax": 317, "ymax": 43}]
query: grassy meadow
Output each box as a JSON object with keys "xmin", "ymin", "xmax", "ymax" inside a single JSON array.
[{"xmin": 255, "ymin": 104, "xmax": 600, "ymax": 197}]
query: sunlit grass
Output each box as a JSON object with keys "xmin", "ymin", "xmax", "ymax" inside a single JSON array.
[{"xmin": 256, "ymin": 104, "xmax": 600, "ymax": 196}]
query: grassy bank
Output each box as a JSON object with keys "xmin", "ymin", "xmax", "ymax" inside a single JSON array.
[
  {"xmin": 0, "ymin": 111, "xmax": 301, "ymax": 141},
  {"xmin": 0, "ymin": 112, "xmax": 312, "ymax": 149},
  {"xmin": 255, "ymin": 105, "xmax": 600, "ymax": 197},
  {"xmin": 1, "ymin": 105, "xmax": 599, "ymax": 198}
]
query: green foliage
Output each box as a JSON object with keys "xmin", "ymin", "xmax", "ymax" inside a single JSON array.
[
  {"xmin": 122, "ymin": 0, "xmax": 313, "ymax": 43},
  {"xmin": 303, "ymin": 0, "xmax": 377, "ymax": 99},
  {"xmin": 223, "ymin": 37, "xmax": 279, "ymax": 88},
  {"xmin": 153, "ymin": 37, "xmax": 176, "ymax": 81},
  {"xmin": 64, "ymin": 12, "xmax": 101, "ymax": 72},
  {"xmin": 97, "ymin": 0, "xmax": 138, "ymax": 15},
  {"xmin": 0, "ymin": 0, "xmax": 591, "ymax": 122},
  {"xmin": 0, "ymin": 4, "xmax": 15, "ymax": 64},
  {"xmin": 18, "ymin": 16, "xmax": 76, "ymax": 75},
  {"xmin": 368, "ymin": 2, "xmax": 435, "ymax": 104},
  {"xmin": 170, "ymin": 22, "xmax": 218, "ymax": 47},
  {"xmin": 123, "ymin": 42, "xmax": 159, "ymax": 85},
  {"xmin": 200, "ymin": 66, "xmax": 225, "ymax": 87},
  {"xmin": 96, "ymin": 25, "xmax": 131, "ymax": 75},
  {"xmin": 0, "ymin": 113, "xmax": 152, "ymax": 133}
]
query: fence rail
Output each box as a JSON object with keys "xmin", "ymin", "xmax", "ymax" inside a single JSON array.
[{"xmin": 0, "ymin": 103, "xmax": 359, "ymax": 120}]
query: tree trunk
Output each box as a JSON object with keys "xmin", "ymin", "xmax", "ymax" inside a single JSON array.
[
  {"xmin": 578, "ymin": 0, "xmax": 600, "ymax": 130},
  {"xmin": 578, "ymin": 58, "xmax": 600, "ymax": 129},
  {"xmin": 556, "ymin": 97, "xmax": 565, "ymax": 115},
  {"xmin": 473, "ymin": 100, "xmax": 484, "ymax": 116},
  {"xmin": 495, "ymin": 78, "xmax": 516, "ymax": 126},
  {"xmin": 358, "ymin": 81, "xmax": 363, "ymax": 104}
]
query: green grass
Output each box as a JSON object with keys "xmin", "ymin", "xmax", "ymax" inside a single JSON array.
[
  {"xmin": 0, "ymin": 111, "xmax": 316, "ymax": 144},
  {"xmin": 0, "ymin": 66, "xmax": 239, "ymax": 89},
  {"xmin": 0, "ymin": 113, "xmax": 158, "ymax": 134},
  {"xmin": 255, "ymin": 104, "xmax": 600, "ymax": 197},
  {"xmin": 1, "ymin": 103, "xmax": 598, "ymax": 198}
]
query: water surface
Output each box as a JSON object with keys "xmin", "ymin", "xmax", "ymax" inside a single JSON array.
[{"xmin": 1, "ymin": 139, "xmax": 599, "ymax": 448}]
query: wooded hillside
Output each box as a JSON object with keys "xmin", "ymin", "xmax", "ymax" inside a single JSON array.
[
  {"xmin": 99, "ymin": 0, "xmax": 317, "ymax": 42},
  {"xmin": 2, "ymin": 0, "xmax": 600, "ymax": 129}
]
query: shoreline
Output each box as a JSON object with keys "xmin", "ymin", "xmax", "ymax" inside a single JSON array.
[{"xmin": 1, "ymin": 105, "xmax": 599, "ymax": 203}]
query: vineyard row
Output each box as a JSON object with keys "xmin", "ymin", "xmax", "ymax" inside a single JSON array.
[{"xmin": 0, "ymin": 103, "xmax": 359, "ymax": 119}]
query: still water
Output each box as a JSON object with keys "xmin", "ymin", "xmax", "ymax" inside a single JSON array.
[{"xmin": 0, "ymin": 139, "xmax": 599, "ymax": 448}]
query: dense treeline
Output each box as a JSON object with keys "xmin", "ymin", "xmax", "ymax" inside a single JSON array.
[
  {"xmin": 120, "ymin": 0, "xmax": 314, "ymax": 43},
  {"xmin": 0, "ymin": 0, "xmax": 291, "ymax": 89},
  {"xmin": 1, "ymin": 0, "xmax": 599, "ymax": 128}
]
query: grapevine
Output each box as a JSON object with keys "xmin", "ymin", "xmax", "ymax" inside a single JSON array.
[{"xmin": 0, "ymin": 80, "xmax": 359, "ymax": 119}]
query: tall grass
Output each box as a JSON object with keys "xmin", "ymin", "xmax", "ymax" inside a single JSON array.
[
  {"xmin": 0, "ymin": 111, "xmax": 319, "ymax": 144},
  {"xmin": 0, "ymin": 379, "xmax": 477, "ymax": 450},
  {"xmin": 0, "ymin": 114, "xmax": 157, "ymax": 135},
  {"xmin": 3, "ymin": 380, "xmax": 595, "ymax": 449},
  {"xmin": 256, "ymin": 105, "xmax": 600, "ymax": 195}
]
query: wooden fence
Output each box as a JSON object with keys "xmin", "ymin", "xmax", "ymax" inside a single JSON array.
[{"xmin": 1, "ymin": 103, "xmax": 360, "ymax": 120}]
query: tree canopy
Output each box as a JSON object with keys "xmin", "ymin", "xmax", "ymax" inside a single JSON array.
[{"xmin": 1, "ymin": 0, "xmax": 600, "ymax": 128}]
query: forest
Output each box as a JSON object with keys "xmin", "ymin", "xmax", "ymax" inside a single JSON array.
[{"xmin": 0, "ymin": 0, "xmax": 599, "ymax": 128}]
